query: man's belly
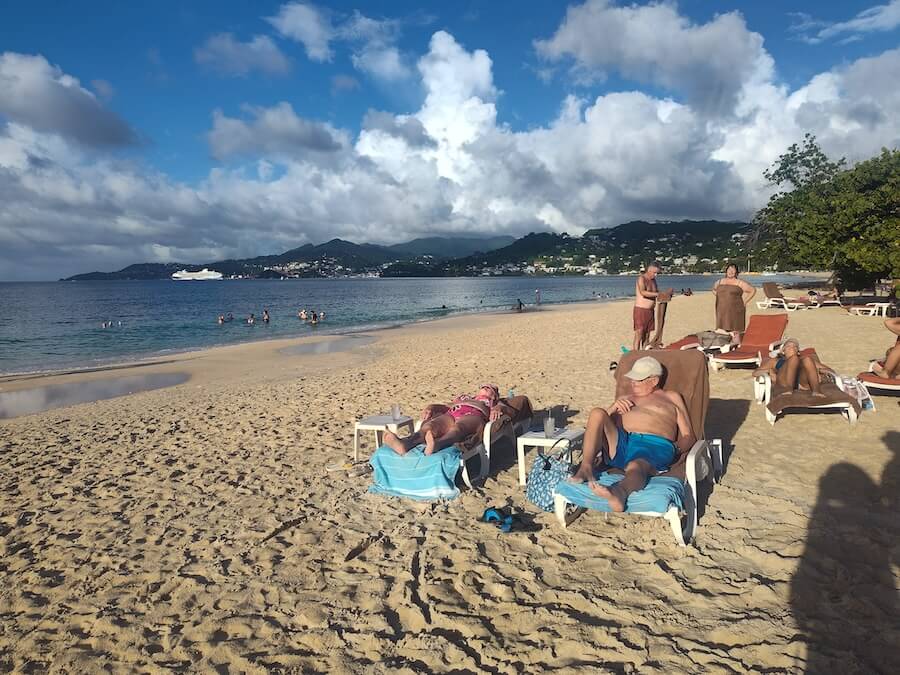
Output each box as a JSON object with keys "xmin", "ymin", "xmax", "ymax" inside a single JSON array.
[{"xmin": 621, "ymin": 408, "xmax": 677, "ymax": 441}]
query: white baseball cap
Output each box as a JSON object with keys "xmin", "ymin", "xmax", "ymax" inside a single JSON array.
[{"xmin": 624, "ymin": 356, "xmax": 663, "ymax": 380}]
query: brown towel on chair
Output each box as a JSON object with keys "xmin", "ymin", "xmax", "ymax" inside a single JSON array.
[{"xmin": 767, "ymin": 381, "xmax": 861, "ymax": 416}]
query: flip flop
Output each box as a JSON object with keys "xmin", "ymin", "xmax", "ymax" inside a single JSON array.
[
  {"xmin": 481, "ymin": 507, "xmax": 506, "ymax": 523},
  {"xmin": 326, "ymin": 461, "xmax": 354, "ymax": 472}
]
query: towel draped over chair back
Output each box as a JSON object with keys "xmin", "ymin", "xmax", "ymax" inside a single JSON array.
[
  {"xmin": 763, "ymin": 282, "xmax": 784, "ymax": 300},
  {"xmin": 615, "ymin": 349, "xmax": 709, "ymax": 442}
]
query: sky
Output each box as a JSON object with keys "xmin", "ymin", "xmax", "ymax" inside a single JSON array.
[{"xmin": 1, "ymin": 1, "xmax": 899, "ymax": 280}]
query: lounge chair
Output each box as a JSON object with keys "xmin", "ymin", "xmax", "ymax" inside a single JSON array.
[
  {"xmin": 753, "ymin": 349, "xmax": 860, "ymax": 425},
  {"xmin": 708, "ymin": 313, "xmax": 789, "ymax": 371},
  {"xmin": 756, "ymin": 282, "xmax": 818, "ymax": 311},
  {"xmin": 857, "ymin": 361, "xmax": 900, "ymax": 395},
  {"xmin": 412, "ymin": 395, "xmax": 533, "ymax": 488},
  {"xmin": 553, "ymin": 349, "xmax": 723, "ymax": 546},
  {"xmin": 369, "ymin": 395, "xmax": 534, "ymax": 500}
]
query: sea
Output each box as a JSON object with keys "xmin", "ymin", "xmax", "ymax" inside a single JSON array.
[{"xmin": 0, "ymin": 274, "xmax": 818, "ymax": 376}]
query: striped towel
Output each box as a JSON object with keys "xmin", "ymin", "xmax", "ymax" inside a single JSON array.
[
  {"xmin": 554, "ymin": 472, "xmax": 684, "ymax": 514},
  {"xmin": 368, "ymin": 444, "xmax": 461, "ymax": 501}
]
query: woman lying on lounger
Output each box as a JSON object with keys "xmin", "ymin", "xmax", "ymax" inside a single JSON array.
[
  {"xmin": 872, "ymin": 318, "xmax": 900, "ymax": 379},
  {"xmin": 757, "ymin": 338, "xmax": 836, "ymax": 397},
  {"xmin": 383, "ymin": 385, "xmax": 513, "ymax": 456}
]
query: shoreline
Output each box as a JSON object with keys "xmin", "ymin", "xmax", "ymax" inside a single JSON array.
[
  {"xmin": 0, "ymin": 296, "xmax": 623, "ymax": 384},
  {"xmin": 0, "ymin": 273, "xmax": 828, "ymax": 379}
]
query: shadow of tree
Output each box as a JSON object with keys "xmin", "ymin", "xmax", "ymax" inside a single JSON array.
[{"xmin": 790, "ymin": 437, "xmax": 899, "ymax": 672}]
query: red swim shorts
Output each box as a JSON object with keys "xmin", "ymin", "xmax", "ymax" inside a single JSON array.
[{"xmin": 633, "ymin": 306, "xmax": 655, "ymax": 333}]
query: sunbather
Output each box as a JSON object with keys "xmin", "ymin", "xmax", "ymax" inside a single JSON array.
[
  {"xmin": 569, "ymin": 356, "xmax": 695, "ymax": 512},
  {"xmin": 383, "ymin": 385, "xmax": 506, "ymax": 456},
  {"xmin": 757, "ymin": 338, "xmax": 834, "ymax": 397},
  {"xmin": 872, "ymin": 318, "xmax": 900, "ymax": 378}
]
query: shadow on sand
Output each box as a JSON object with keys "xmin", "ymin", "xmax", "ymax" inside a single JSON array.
[{"xmin": 789, "ymin": 431, "xmax": 899, "ymax": 673}]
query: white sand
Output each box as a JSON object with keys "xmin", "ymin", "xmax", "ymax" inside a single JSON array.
[{"xmin": 1, "ymin": 295, "xmax": 897, "ymax": 673}]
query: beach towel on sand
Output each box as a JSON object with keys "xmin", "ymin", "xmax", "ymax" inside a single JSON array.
[
  {"xmin": 368, "ymin": 444, "xmax": 462, "ymax": 501},
  {"xmin": 554, "ymin": 472, "xmax": 685, "ymax": 514}
]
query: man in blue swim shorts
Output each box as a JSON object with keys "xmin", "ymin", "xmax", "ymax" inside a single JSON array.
[{"xmin": 569, "ymin": 356, "xmax": 695, "ymax": 512}]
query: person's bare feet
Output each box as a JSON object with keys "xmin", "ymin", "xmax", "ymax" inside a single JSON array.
[
  {"xmin": 568, "ymin": 464, "xmax": 595, "ymax": 483},
  {"xmin": 383, "ymin": 431, "xmax": 407, "ymax": 455},
  {"xmin": 423, "ymin": 429, "xmax": 436, "ymax": 455},
  {"xmin": 811, "ymin": 390, "xmax": 827, "ymax": 398},
  {"xmin": 589, "ymin": 481, "xmax": 627, "ymax": 512}
]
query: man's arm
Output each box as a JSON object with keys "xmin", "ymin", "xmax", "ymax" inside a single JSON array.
[
  {"xmin": 667, "ymin": 392, "xmax": 696, "ymax": 454},
  {"xmin": 637, "ymin": 276, "xmax": 660, "ymax": 299}
]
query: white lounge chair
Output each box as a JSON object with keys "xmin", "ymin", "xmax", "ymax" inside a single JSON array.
[
  {"xmin": 754, "ymin": 352, "xmax": 859, "ymax": 426},
  {"xmin": 553, "ymin": 349, "xmax": 723, "ymax": 547}
]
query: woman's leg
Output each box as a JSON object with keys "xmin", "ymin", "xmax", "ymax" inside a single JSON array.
[
  {"xmin": 776, "ymin": 354, "xmax": 801, "ymax": 390},
  {"xmin": 875, "ymin": 343, "xmax": 900, "ymax": 378},
  {"xmin": 424, "ymin": 413, "xmax": 483, "ymax": 455},
  {"xmin": 797, "ymin": 356, "xmax": 825, "ymax": 396}
]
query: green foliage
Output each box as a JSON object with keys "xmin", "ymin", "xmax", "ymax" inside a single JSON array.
[{"xmin": 754, "ymin": 135, "xmax": 899, "ymax": 288}]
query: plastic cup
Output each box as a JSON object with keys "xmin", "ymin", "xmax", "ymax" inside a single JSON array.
[
  {"xmin": 543, "ymin": 415, "xmax": 554, "ymax": 438},
  {"xmin": 391, "ymin": 403, "xmax": 401, "ymax": 421}
]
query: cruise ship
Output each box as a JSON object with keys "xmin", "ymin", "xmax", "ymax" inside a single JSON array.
[{"xmin": 171, "ymin": 268, "xmax": 223, "ymax": 281}]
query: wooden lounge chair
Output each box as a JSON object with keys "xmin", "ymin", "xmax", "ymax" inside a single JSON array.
[
  {"xmin": 752, "ymin": 348, "xmax": 860, "ymax": 425},
  {"xmin": 756, "ymin": 282, "xmax": 817, "ymax": 311},
  {"xmin": 413, "ymin": 395, "xmax": 533, "ymax": 488},
  {"xmin": 708, "ymin": 313, "xmax": 789, "ymax": 371},
  {"xmin": 553, "ymin": 349, "xmax": 723, "ymax": 546}
]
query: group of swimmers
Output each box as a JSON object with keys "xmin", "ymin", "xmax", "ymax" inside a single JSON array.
[
  {"xmin": 297, "ymin": 309, "xmax": 325, "ymax": 325},
  {"xmin": 216, "ymin": 309, "xmax": 272, "ymax": 325},
  {"xmin": 100, "ymin": 321, "xmax": 122, "ymax": 328}
]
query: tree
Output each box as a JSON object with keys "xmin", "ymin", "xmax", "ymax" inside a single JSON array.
[{"xmin": 753, "ymin": 135, "xmax": 899, "ymax": 288}]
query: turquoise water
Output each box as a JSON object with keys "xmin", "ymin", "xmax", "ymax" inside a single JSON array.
[{"xmin": 0, "ymin": 275, "xmax": 815, "ymax": 375}]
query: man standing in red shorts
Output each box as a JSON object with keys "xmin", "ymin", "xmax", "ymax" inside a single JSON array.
[{"xmin": 632, "ymin": 261, "xmax": 672, "ymax": 351}]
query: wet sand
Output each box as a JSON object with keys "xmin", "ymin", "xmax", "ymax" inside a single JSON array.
[{"xmin": 1, "ymin": 295, "xmax": 897, "ymax": 673}]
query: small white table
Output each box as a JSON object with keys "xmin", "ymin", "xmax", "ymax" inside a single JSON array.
[
  {"xmin": 516, "ymin": 427, "xmax": 585, "ymax": 486},
  {"xmin": 353, "ymin": 414, "xmax": 415, "ymax": 461}
]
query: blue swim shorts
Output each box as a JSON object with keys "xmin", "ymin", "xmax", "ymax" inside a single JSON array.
[{"xmin": 610, "ymin": 429, "xmax": 676, "ymax": 473}]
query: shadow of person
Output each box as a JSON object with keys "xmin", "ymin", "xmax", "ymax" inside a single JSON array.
[
  {"xmin": 704, "ymin": 398, "xmax": 750, "ymax": 475},
  {"xmin": 790, "ymin": 462, "xmax": 898, "ymax": 673}
]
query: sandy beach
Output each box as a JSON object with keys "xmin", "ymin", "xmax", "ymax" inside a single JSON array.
[{"xmin": 1, "ymin": 294, "xmax": 897, "ymax": 673}]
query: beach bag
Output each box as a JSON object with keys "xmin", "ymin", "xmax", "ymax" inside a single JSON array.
[
  {"xmin": 841, "ymin": 376, "xmax": 876, "ymax": 412},
  {"xmin": 526, "ymin": 438, "xmax": 573, "ymax": 512}
]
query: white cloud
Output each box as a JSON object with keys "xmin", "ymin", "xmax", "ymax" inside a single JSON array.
[
  {"xmin": 534, "ymin": 0, "xmax": 771, "ymax": 116},
  {"xmin": 194, "ymin": 33, "xmax": 291, "ymax": 76},
  {"xmin": 91, "ymin": 79, "xmax": 114, "ymax": 100},
  {"xmin": 0, "ymin": 52, "xmax": 136, "ymax": 147},
  {"xmin": 207, "ymin": 102, "xmax": 347, "ymax": 160},
  {"xmin": 796, "ymin": 0, "xmax": 900, "ymax": 44},
  {"xmin": 268, "ymin": 3, "xmax": 411, "ymax": 81},
  {"xmin": 266, "ymin": 2, "xmax": 334, "ymax": 61},
  {"xmin": 1, "ymin": 20, "xmax": 899, "ymax": 280}
]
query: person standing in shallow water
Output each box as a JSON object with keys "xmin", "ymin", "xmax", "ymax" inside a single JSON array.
[
  {"xmin": 262, "ymin": 309, "xmax": 270, "ymax": 323},
  {"xmin": 713, "ymin": 263, "xmax": 756, "ymax": 340}
]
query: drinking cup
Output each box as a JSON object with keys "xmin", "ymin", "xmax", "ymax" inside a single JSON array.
[
  {"xmin": 391, "ymin": 403, "xmax": 401, "ymax": 421},
  {"xmin": 543, "ymin": 415, "xmax": 554, "ymax": 438}
]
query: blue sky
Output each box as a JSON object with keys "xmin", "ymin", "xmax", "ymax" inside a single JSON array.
[{"xmin": 1, "ymin": 1, "xmax": 899, "ymax": 279}]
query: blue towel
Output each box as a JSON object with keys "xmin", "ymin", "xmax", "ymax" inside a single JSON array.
[
  {"xmin": 554, "ymin": 472, "xmax": 684, "ymax": 514},
  {"xmin": 368, "ymin": 444, "xmax": 462, "ymax": 501}
]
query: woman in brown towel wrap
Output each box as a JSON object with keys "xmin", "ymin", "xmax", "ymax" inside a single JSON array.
[{"xmin": 713, "ymin": 264, "xmax": 756, "ymax": 334}]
